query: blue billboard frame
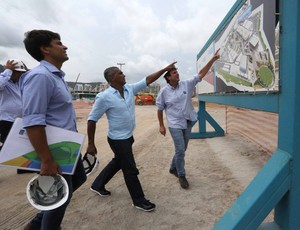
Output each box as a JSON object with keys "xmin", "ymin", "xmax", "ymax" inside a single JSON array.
[
  {"xmin": 197, "ymin": 0, "xmax": 278, "ymax": 111},
  {"xmin": 196, "ymin": 0, "xmax": 300, "ymax": 229},
  {"xmin": 192, "ymin": 0, "xmax": 278, "ymax": 138}
]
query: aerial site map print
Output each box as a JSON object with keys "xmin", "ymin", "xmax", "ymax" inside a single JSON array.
[{"xmin": 197, "ymin": 0, "xmax": 278, "ymax": 94}]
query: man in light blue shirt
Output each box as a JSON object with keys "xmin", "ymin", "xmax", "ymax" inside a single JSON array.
[
  {"xmin": 0, "ymin": 59, "xmax": 26, "ymax": 150},
  {"xmin": 88, "ymin": 81, "xmax": 142, "ymax": 139},
  {"xmin": 21, "ymin": 60, "xmax": 77, "ymax": 131},
  {"xmin": 22, "ymin": 29, "xmax": 86, "ymax": 230},
  {"xmin": 87, "ymin": 62, "xmax": 176, "ymax": 212},
  {"xmin": 156, "ymin": 49, "xmax": 220, "ymax": 189}
]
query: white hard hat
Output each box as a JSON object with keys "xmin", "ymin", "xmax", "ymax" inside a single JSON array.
[
  {"xmin": 82, "ymin": 152, "xmax": 99, "ymax": 176},
  {"xmin": 9, "ymin": 59, "xmax": 26, "ymax": 72},
  {"xmin": 26, "ymin": 174, "xmax": 69, "ymax": 211}
]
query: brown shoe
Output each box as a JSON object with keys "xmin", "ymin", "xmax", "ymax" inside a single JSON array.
[{"xmin": 179, "ymin": 176, "xmax": 189, "ymax": 189}]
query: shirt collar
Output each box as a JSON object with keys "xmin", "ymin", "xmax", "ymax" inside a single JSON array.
[
  {"xmin": 108, "ymin": 84, "xmax": 128, "ymax": 94},
  {"xmin": 40, "ymin": 60, "xmax": 65, "ymax": 78},
  {"xmin": 167, "ymin": 81, "xmax": 180, "ymax": 90}
]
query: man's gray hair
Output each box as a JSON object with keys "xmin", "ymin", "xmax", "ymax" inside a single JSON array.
[{"xmin": 104, "ymin": 67, "xmax": 118, "ymax": 83}]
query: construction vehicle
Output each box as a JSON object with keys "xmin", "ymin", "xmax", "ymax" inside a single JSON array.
[{"xmin": 135, "ymin": 93, "xmax": 156, "ymax": 105}]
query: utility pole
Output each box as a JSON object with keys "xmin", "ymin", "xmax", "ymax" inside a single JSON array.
[{"xmin": 117, "ymin": 63, "xmax": 125, "ymax": 70}]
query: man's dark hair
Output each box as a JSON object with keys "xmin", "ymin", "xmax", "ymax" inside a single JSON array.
[
  {"xmin": 23, "ymin": 30, "xmax": 61, "ymax": 61},
  {"xmin": 163, "ymin": 67, "xmax": 177, "ymax": 83},
  {"xmin": 163, "ymin": 71, "xmax": 171, "ymax": 83},
  {"xmin": 104, "ymin": 67, "xmax": 118, "ymax": 83}
]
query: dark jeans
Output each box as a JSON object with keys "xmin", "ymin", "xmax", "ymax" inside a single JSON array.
[
  {"xmin": 0, "ymin": 120, "xmax": 13, "ymax": 150},
  {"xmin": 29, "ymin": 156, "xmax": 87, "ymax": 230},
  {"xmin": 92, "ymin": 136, "xmax": 146, "ymax": 205}
]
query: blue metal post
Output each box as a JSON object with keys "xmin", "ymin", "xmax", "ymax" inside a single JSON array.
[{"xmin": 274, "ymin": 0, "xmax": 300, "ymax": 228}]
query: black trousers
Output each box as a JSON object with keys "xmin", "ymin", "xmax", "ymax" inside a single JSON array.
[
  {"xmin": 0, "ymin": 120, "xmax": 13, "ymax": 150},
  {"xmin": 92, "ymin": 136, "xmax": 146, "ymax": 204}
]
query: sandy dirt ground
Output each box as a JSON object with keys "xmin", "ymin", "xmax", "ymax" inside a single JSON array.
[{"xmin": 0, "ymin": 103, "xmax": 271, "ymax": 230}]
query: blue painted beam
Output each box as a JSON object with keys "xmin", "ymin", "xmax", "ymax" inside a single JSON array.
[
  {"xmin": 214, "ymin": 150, "xmax": 291, "ymax": 230},
  {"xmin": 191, "ymin": 131, "xmax": 225, "ymax": 139},
  {"xmin": 198, "ymin": 93, "xmax": 279, "ymax": 113},
  {"xmin": 191, "ymin": 101, "xmax": 224, "ymax": 139},
  {"xmin": 273, "ymin": 0, "xmax": 300, "ymax": 228}
]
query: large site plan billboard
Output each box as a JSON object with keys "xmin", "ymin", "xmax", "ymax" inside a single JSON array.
[{"xmin": 197, "ymin": 0, "xmax": 278, "ymax": 94}]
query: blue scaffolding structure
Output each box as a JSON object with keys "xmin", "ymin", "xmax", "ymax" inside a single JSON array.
[{"xmin": 192, "ymin": 0, "xmax": 300, "ymax": 229}]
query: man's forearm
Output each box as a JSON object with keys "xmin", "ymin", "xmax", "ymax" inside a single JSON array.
[
  {"xmin": 146, "ymin": 61, "xmax": 177, "ymax": 85},
  {"xmin": 157, "ymin": 110, "xmax": 164, "ymax": 127},
  {"xmin": 146, "ymin": 69, "xmax": 167, "ymax": 86},
  {"xmin": 198, "ymin": 49, "xmax": 220, "ymax": 78},
  {"xmin": 199, "ymin": 56, "xmax": 217, "ymax": 78},
  {"xmin": 87, "ymin": 120, "xmax": 96, "ymax": 145}
]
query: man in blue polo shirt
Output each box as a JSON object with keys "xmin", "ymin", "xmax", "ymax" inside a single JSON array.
[
  {"xmin": 156, "ymin": 49, "xmax": 220, "ymax": 189},
  {"xmin": 21, "ymin": 30, "xmax": 86, "ymax": 230},
  {"xmin": 87, "ymin": 62, "xmax": 176, "ymax": 212}
]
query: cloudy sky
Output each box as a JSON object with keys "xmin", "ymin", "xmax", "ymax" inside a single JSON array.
[{"xmin": 0, "ymin": 0, "xmax": 236, "ymax": 84}]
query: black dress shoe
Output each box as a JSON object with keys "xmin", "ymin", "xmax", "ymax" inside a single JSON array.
[
  {"xmin": 90, "ymin": 187, "xmax": 111, "ymax": 196},
  {"xmin": 133, "ymin": 200, "xmax": 156, "ymax": 212}
]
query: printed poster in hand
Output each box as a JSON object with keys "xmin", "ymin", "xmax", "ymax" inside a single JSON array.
[{"xmin": 0, "ymin": 118, "xmax": 85, "ymax": 175}]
